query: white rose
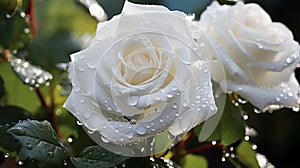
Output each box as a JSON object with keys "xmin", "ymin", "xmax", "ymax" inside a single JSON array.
[
  {"xmin": 64, "ymin": 1, "xmax": 217, "ymax": 156},
  {"xmin": 195, "ymin": 1, "xmax": 300, "ymax": 111}
]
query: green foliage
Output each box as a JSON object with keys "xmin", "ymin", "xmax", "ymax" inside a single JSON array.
[
  {"xmin": 0, "ymin": 105, "xmax": 32, "ymax": 124},
  {"xmin": 70, "ymin": 146, "xmax": 129, "ymax": 168},
  {"xmin": 235, "ymin": 140, "xmax": 260, "ymax": 168},
  {"xmin": 6, "ymin": 120, "xmax": 69, "ymax": 167},
  {"xmin": 0, "ymin": 0, "xmax": 20, "ymax": 11},
  {"xmin": 179, "ymin": 154, "xmax": 208, "ymax": 168},
  {"xmin": 195, "ymin": 96, "xmax": 245, "ymax": 146},
  {"xmin": 0, "ymin": 61, "xmax": 41, "ymax": 113},
  {"xmin": 0, "ymin": 76, "xmax": 4, "ymax": 98}
]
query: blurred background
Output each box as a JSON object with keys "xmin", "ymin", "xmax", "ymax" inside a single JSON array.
[{"xmin": 1, "ymin": 0, "xmax": 299, "ymax": 167}]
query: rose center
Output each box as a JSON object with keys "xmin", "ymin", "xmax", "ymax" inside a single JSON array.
[{"xmin": 121, "ymin": 52, "xmax": 156, "ymax": 85}]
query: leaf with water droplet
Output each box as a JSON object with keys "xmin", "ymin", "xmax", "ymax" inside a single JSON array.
[
  {"xmin": 6, "ymin": 120, "xmax": 69, "ymax": 167},
  {"xmin": 70, "ymin": 146, "xmax": 129, "ymax": 168}
]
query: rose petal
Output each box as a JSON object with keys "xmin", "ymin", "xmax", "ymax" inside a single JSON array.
[{"xmin": 222, "ymin": 74, "xmax": 300, "ymax": 110}]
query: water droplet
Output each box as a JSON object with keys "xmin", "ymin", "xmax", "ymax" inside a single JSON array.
[
  {"xmin": 136, "ymin": 126, "xmax": 146, "ymax": 135},
  {"xmin": 155, "ymin": 96, "xmax": 161, "ymax": 101},
  {"xmin": 126, "ymin": 132, "xmax": 134, "ymax": 139},
  {"xmin": 167, "ymin": 131, "xmax": 176, "ymax": 140},
  {"xmin": 76, "ymin": 121, "xmax": 83, "ymax": 126},
  {"xmin": 243, "ymin": 115, "xmax": 249, "ymax": 120},
  {"xmin": 172, "ymin": 86, "xmax": 178, "ymax": 91},
  {"xmin": 140, "ymin": 147, "xmax": 145, "ymax": 152},
  {"xmin": 47, "ymin": 151, "xmax": 54, "ymax": 158},
  {"xmin": 85, "ymin": 62, "xmax": 97, "ymax": 69},
  {"xmin": 252, "ymin": 144, "xmax": 257, "ymax": 150},
  {"xmin": 63, "ymin": 160, "xmax": 68, "ymax": 166},
  {"xmin": 244, "ymin": 136, "xmax": 250, "ymax": 141},
  {"xmin": 18, "ymin": 160, "xmax": 24, "ymax": 165},
  {"xmin": 172, "ymin": 103, "xmax": 178, "ymax": 109},
  {"xmin": 20, "ymin": 12, "xmax": 26, "ymax": 17},
  {"xmin": 211, "ymin": 141, "xmax": 217, "ymax": 145},
  {"xmin": 183, "ymin": 102, "xmax": 188, "ymax": 107},
  {"xmin": 101, "ymin": 136, "xmax": 110, "ymax": 143},
  {"xmin": 128, "ymin": 96, "xmax": 139, "ymax": 106},
  {"xmin": 286, "ymin": 57, "xmax": 294, "ymax": 64},
  {"xmin": 25, "ymin": 143, "xmax": 33, "ymax": 150},
  {"xmin": 159, "ymin": 118, "xmax": 164, "ymax": 123},
  {"xmin": 221, "ymin": 157, "xmax": 226, "ymax": 162},
  {"xmin": 79, "ymin": 99, "xmax": 85, "ymax": 103},
  {"xmin": 78, "ymin": 66, "xmax": 85, "ymax": 72},
  {"xmin": 68, "ymin": 137, "xmax": 73, "ymax": 143},
  {"xmin": 253, "ymin": 108, "xmax": 261, "ymax": 114},
  {"xmin": 24, "ymin": 28, "xmax": 30, "ymax": 33},
  {"xmin": 73, "ymin": 85, "xmax": 81, "ymax": 92},
  {"xmin": 292, "ymin": 106, "xmax": 299, "ymax": 112},
  {"xmin": 275, "ymin": 97, "xmax": 281, "ymax": 102},
  {"xmin": 257, "ymin": 44, "xmax": 264, "ymax": 49},
  {"xmin": 130, "ymin": 119, "xmax": 137, "ymax": 125},
  {"xmin": 288, "ymin": 91, "xmax": 293, "ymax": 97},
  {"xmin": 79, "ymin": 55, "xmax": 86, "ymax": 60},
  {"xmin": 10, "ymin": 126, "xmax": 26, "ymax": 136},
  {"xmin": 166, "ymin": 93, "xmax": 173, "ymax": 99}
]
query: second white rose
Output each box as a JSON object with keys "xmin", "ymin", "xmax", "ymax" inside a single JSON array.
[{"xmin": 194, "ymin": 1, "xmax": 300, "ymax": 111}]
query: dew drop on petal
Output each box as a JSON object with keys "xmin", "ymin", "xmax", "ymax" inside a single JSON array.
[
  {"xmin": 76, "ymin": 121, "xmax": 83, "ymax": 126},
  {"xmin": 286, "ymin": 57, "xmax": 294, "ymax": 64},
  {"xmin": 275, "ymin": 97, "xmax": 281, "ymax": 102},
  {"xmin": 130, "ymin": 119, "xmax": 137, "ymax": 125},
  {"xmin": 172, "ymin": 103, "xmax": 178, "ymax": 109},
  {"xmin": 253, "ymin": 108, "xmax": 261, "ymax": 114},
  {"xmin": 136, "ymin": 126, "xmax": 146, "ymax": 135},
  {"xmin": 172, "ymin": 86, "xmax": 178, "ymax": 92},
  {"xmin": 127, "ymin": 132, "xmax": 134, "ymax": 139},
  {"xmin": 101, "ymin": 136, "xmax": 110, "ymax": 143},
  {"xmin": 166, "ymin": 93, "xmax": 174, "ymax": 99},
  {"xmin": 292, "ymin": 106, "xmax": 299, "ymax": 112},
  {"xmin": 128, "ymin": 96, "xmax": 139, "ymax": 106},
  {"xmin": 167, "ymin": 131, "xmax": 176, "ymax": 140}
]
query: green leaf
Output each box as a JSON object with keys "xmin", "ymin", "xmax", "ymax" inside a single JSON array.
[
  {"xmin": 0, "ymin": 75, "xmax": 4, "ymax": 98},
  {"xmin": 7, "ymin": 120, "xmax": 69, "ymax": 167},
  {"xmin": 235, "ymin": 140, "xmax": 260, "ymax": 168},
  {"xmin": 71, "ymin": 146, "xmax": 129, "ymax": 168},
  {"xmin": 195, "ymin": 95, "xmax": 245, "ymax": 146},
  {"xmin": 0, "ymin": 105, "xmax": 32, "ymax": 125},
  {"xmin": 0, "ymin": 123, "xmax": 19, "ymax": 152},
  {"xmin": 179, "ymin": 154, "xmax": 208, "ymax": 168}
]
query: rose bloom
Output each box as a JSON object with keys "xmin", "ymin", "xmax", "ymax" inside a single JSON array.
[
  {"xmin": 64, "ymin": 1, "xmax": 217, "ymax": 156},
  {"xmin": 194, "ymin": 1, "xmax": 300, "ymax": 111}
]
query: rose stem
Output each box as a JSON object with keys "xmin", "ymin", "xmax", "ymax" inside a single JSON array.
[
  {"xmin": 185, "ymin": 143, "xmax": 224, "ymax": 154},
  {"xmin": 27, "ymin": 0, "xmax": 60, "ymax": 136},
  {"xmin": 27, "ymin": 0, "xmax": 37, "ymax": 37},
  {"xmin": 35, "ymin": 87, "xmax": 60, "ymax": 136}
]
